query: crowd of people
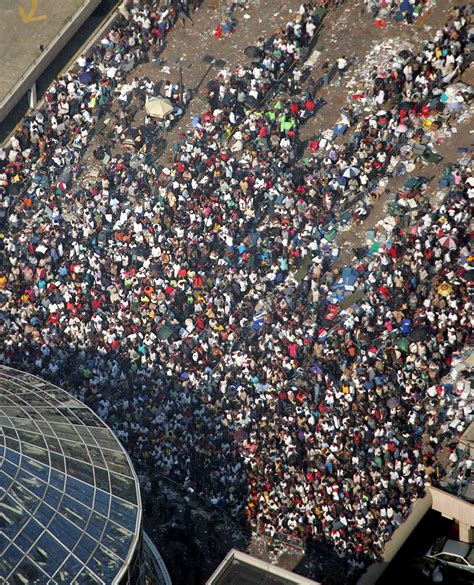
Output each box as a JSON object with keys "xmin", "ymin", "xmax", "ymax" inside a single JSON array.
[
  {"xmin": 364, "ymin": 0, "xmax": 434, "ymax": 23},
  {"xmin": 371, "ymin": 6, "xmax": 467, "ymax": 102},
  {"xmin": 0, "ymin": 0, "xmax": 472, "ymax": 576}
]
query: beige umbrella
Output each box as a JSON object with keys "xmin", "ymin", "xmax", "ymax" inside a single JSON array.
[
  {"xmin": 437, "ymin": 282, "xmax": 453, "ymax": 297},
  {"xmin": 145, "ymin": 97, "xmax": 174, "ymax": 119}
]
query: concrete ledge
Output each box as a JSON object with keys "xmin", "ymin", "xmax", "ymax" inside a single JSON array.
[
  {"xmin": 0, "ymin": 0, "xmax": 100, "ymax": 122},
  {"xmin": 429, "ymin": 485, "xmax": 474, "ymax": 529}
]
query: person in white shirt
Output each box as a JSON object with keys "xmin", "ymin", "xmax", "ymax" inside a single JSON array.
[{"xmin": 337, "ymin": 55, "xmax": 348, "ymax": 78}]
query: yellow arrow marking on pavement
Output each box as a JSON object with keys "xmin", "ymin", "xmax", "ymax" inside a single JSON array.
[{"xmin": 19, "ymin": 0, "xmax": 47, "ymax": 23}]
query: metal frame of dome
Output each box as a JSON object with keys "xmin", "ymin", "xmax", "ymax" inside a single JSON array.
[{"xmin": 0, "ymin": 365, "xmax": 142, "ymax": 584}]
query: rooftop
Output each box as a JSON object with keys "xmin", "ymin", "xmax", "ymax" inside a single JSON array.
[{"xmin": 206, "ymin": 549, "xmax": 321, "ymax": 585}]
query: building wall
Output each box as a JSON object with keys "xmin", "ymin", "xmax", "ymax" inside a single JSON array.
[
  {"xmin": 429, "ymin": 485, "xmax": 474, "ymax": 543},
  {"xmin": 357, "ymin": 493, "xmax": 432, "ymax": 585}
]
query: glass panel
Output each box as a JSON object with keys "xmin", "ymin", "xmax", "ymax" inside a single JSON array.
[
  {"xmin": 55, "ymin": 407, "xmax": 82, "ymax": 425},
  {"xmin": 16, "ymin": 429, "xmax": 47, "ymax": 449},
  {"xmin": 107, "ymin": 461, "xmax": 134, "ymax": 477},
  {"xmin": 35, "ymin": 502, "xmax": 55, "ymax": 527},
  {"xmin": 2, "ymin": 460, "xmax": 19, "ymax": 478},
  {"xmin": 66, "ymin": 476, "xmax": 94, "ymax": 508},
  {"xmin": 44, "ymin": 435, "xmax": 63, "ymax": 453},
  {"xmin": 44, "ymin": 486, "xmax": 63, "ymax": 509},
  {"xmin": 89, "ymin": 428, "xmax": 110, "ymax": 440},
  {"xmin": 48, "ymin": 514, "xmax": 82, "ymax": 550},
  {"xmin": 62, "ymin": 440, "xmax": 92, "ymax": 463},
  {"xmin": 103, "ymin": 450, "xmax": 133, "ymax": 476},
  {"xmin": 14, "ymin": 518, "xmax": 44, "ymax": 552},
  {"xmin": 5, "ymin": 438, "xmax": 20, "ymax": 454},
  {"xmin": 74, "ymin": 408, "xmax": 103, "ymax": 427},
  {"xmin": 0, "ymin": 415, "xmax": 13, "ymax": 427},
  {"xmin": 8, "ymin": 483, "xmax": 39, "ymax": 517},
  {"xmin": 72, "ymin": 567, "xmax": 103, "ymax": 584},
  {"xmin": 109, "ymin": 497, "xmax": 137, "ymax": 531},
  {"xmin": 16, "ymin": 469, "xmax": 47, "ymax": 499},
  {"xmin": 21, "ymin": 443, "xmax": 50, "ymax": 466},
  {"xmin": 74, "ymin": 534, "xmax": 98, "ymax": 563},
  {"xmin": 0, "ymin": 543, "xmax": 23, "ymax": 574},
  {"xmin": 13, "ymin": 391, "xmax": 47, "ymax": 406},
  {"xmin": 94, "ymin": 467, "xmax": 110, "ymax": 492},
  {"xmin": 29, "ymin": 531, "xmax": 69, "ymax": 576},
  {"xmin": 50, "ymin": 452, "xmax": 66, "ymax": 473},
  {"xmin": 101, "ymin": 520, "xmax": 133, "ymax": 560},
  {"xmin": 61, "ymin": 495, "xmax": 91, "ymax": 529},
  {"xmin": 5, "ymin": 447, "xmax": 20, "ymax": 463},
  {"xmin": 9, "ymin": 418, "xmax": 34, "ymax": 430},
  {"xmin": 54, "ymin": 556, "xmax": 84, "ymax": 583},
  {"xmin": 89, "ymin": 429, "xmax": 118, "ymax": 450},
  {"xmin": 86, "ymin": 512, "xmax": 107, "ymax": 541},
  {"xmin": 96, "ymin": 437, "xmax": 118, "ymax": 450},
  {"xmin": 0, "ymin": 531, "xmax": 9, "ymax": 555},
  {"xmin": 22, "ymin": 456, "xmax": 50, "ymax": 482},
  {"xmin": 0, "ymin": 470, "xmax": 13, "ymax": 491},
  {"xmin": 87, "ymin": 544, "xmax": 121, "ymax": 582},
  {"xmin": 87, "ymin": 446, "xmax": 106, "ymax": 467},
  {"xmin": 10, "ymin": 558, "xmax": 49, "ymax": 584},
  {"xmin": 2, "ymin": 426, "xmax": 18, "ymax": 438},
  {"xmin": 49, "ymin": 423, "xmax": 80, "ymax": 441},
  {"xmin": 66, "ymin": 458, "xmax": 94, "ymax": 484},
  {"xmin": 110, "ymin": 473, "xmax": 137, "ymax": 504},
  {"xmin": 76, "ymin": 426, "xmax": 99, "ymax": 446},
  {"xmin": 49, "ymin": 468, "xmax": 65, "ymax": 489},
  {"xmin": 93, "ymin": 490, "xmax": 110, "ymax": 517},
  {"xmin": 32, "ymin": 408, "xmax": 65, "ymax": 422},
  {"xmin": 0, "ymin": 406, "xmax": 29, "ymax": 419},
  {"xmin": 34, "ymin": 421, "xmax": 55, "ymax": 435},
  {"xmin": 8, "ymin": 483, "xmax": 39, "ymax": 524}
]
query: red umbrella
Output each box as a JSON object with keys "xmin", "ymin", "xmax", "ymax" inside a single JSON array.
[{"xmin": 439, "ymin": 235, "xmax": 458, "ymax": 250}]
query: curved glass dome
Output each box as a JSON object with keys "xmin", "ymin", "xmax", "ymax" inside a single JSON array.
[{"xmin": 0, "ymin": 366, "xmax": 142, "ymax": 584}]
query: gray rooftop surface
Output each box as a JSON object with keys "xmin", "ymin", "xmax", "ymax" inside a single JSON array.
[
  {"xmin": 212, "ymin": 564, "xmax": 306, "ymax": 585},
  {"xmin": 0, "ymin": 0, "xmax": 97, "ymax": 108}
]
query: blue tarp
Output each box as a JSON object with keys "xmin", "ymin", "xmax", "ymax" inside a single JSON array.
[
  {"xmin": 331, "ymin": 267, "xmax": 359, "ymax": 294},
  {"xmin": 341, "ymin": 267, "xmax": 358, "ymax": 286},
  {"xmin": 333, "ymin": 123, "xmax": 348, "ymax": 138}
]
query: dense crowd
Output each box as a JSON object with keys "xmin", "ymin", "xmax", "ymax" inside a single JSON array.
[
  {"xmin": 0, "ymin": 0, "xmax": 472, "ymax": 574},
  {"xmin": 364, "ymin": 0, "xmax": 434, "ymax": 23}
]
